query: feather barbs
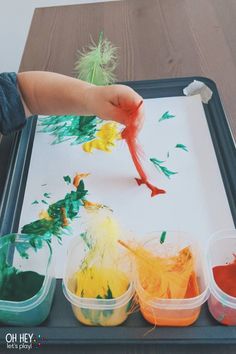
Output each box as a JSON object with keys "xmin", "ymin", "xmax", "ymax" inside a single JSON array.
[{"xmin": 75, "ymin": 32, "xmax": 118, "ymax": 86}]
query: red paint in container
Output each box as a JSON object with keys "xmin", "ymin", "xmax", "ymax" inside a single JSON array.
[
  {"xmin": 207, "ymin": 231, "xmax": 236, "ymax": 326},
  {"xmin": 213, "ymin": 258, "xmax": 236, "ymax": 297}
]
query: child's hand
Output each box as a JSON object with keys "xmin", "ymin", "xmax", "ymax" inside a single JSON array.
[
  {"xmin": 17, "ymin": 72, "xmax": 144, "ymax": 134},
  {"xmin": 86, "ymin": 85, "xmax": 144, "ymax": 132}
]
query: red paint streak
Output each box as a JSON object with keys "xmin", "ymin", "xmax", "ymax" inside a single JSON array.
[
  {"xmin": 121, "ymin": 101, "xmax": 165, "ymax": 197},
  {"xmin": 213, "ymin": 258, "xmax": 236, "ymax": 297},
  {"xmin": 184, "ymin": 272, "xmax": 199, "ymax": 298}
]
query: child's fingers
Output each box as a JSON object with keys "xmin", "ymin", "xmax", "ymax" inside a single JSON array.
[{"xmin": 102, "ymin": 101, "xmax": 144, "ymax": 130}]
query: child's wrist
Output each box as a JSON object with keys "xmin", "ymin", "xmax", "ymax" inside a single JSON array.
[{"xmin": 84, "ymin": 85, "xmax": 101, "ymax": 116}]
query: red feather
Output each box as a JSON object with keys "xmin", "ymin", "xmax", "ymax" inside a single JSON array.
[{"xmin": 121, "ymin": 101, "xmax": 165, "ymax": 197}]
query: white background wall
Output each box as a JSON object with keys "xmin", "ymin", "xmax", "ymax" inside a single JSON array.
[{"xmin": 0, "ymin": 0, "xmax": 117, "ymax": 72}]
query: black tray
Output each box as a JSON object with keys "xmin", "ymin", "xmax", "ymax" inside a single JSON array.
[{"xmin": 0, "ymin": 77, "xmax": 236, "ymax": 350}]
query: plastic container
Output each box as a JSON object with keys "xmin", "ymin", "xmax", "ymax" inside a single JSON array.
[
  {"xmin": 135, "ymin": 231, "xmax": 209, "ymax": 326},
  {"xmin": 207, "ymin": 230, "xmax": 236, "ymax": 325},
  {"xmin": 0, "ymin": 234, "xmax": 56, "ymax": 326},
  {"xmin": 62, "ymin": 236, "xmax": 134, "ymax": 326}
]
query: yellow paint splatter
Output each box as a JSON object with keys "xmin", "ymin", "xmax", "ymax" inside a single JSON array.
[
  {"xmin": 82, "ymin": 122, "xmax": 121, "ymax": 153},
  {"xmin": 39, "ymin": 210, "xmax": 52, "ymax": 221}
]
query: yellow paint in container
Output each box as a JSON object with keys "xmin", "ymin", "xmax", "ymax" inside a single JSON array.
[{"xmin": 63, "ymin": 210, "xmax": 134, "ymax": 326}]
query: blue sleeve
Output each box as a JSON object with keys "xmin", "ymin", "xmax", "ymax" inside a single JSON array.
[{"xmin": 0, "ymin": 72, "xmax": 26, "ymax": 135}]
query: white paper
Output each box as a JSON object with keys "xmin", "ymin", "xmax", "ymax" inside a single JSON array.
[{"xmin": 18, "ymin": 95, "xmax": 234, "ymax": 277}]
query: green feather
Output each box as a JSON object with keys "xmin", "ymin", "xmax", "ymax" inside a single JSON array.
[{"xmin": 75, "ymin": 31, "xmax": 117, "ymax": 85}]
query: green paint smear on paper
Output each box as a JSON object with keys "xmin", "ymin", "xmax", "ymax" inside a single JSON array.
[
  {"xmin": 22, "ymin": 180, "xmax": 87, "ymax": 243},
  {"xmin": 43, "ymin": 193, "xmax": 51, "ymax": 199},
  {"xmin": 63, "ymin": 175, "xmax": 71, "ymax": 185},
  {"xmin": 31, "ymin": 200, "xmax": 39, "ymax": 205},
  {"xmin": 159, "ymin": 111, "xmax": 175, "ymax": 122},
  {"xmin": 160, "ymin": 231, "xmax": 167, "ymax": 244},
  {"xmin": 175, "ymin": 144, "xmax": 188, "ymax": 152},
  {"xmin": 150, "ymin": 158, "xmax": 178, "ymax": 179},
  {"xmin": 41, "ymin": 200, "xmax": 48, "ymax": 205},
  {"xmin": 0, "ymin": 270, "xmax": 44, "ymax": 302}
]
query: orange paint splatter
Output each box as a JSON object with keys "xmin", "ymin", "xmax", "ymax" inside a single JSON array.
[
  {"xmin": 73, "ymin": 173, "xmax": 90, "ymax": 188},
  {"xmin": 61, "ymin": 207, "xmax": 69, "ymax": 227}
]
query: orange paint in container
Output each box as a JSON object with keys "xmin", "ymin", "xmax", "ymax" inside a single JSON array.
[
  {"xmin": 120, "ymin": 232, "xmax": 209, "ymax": 326},
  {"xmin": 207, "ymin": 231, "xmax": 236, "ymax": 325}
]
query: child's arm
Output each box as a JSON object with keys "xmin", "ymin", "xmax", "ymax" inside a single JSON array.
[{"xmin": 17, "ymin": 71, "xmax": 144, "ymax": 131}]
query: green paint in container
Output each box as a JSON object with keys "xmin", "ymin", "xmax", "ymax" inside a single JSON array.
[{"xmin": 0, "ymin": 234, "xmax": 56, "ymax": 326}]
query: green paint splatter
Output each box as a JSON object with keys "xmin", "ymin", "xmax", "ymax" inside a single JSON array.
[
  {"xmin": 105, "ymin": 286, "xmax": 113, "ymax": 299},
  {"xmin": 32, "ymin": 200, "xmax": 39, "ymax": 205},
  {"xmin": 103, "ymin": 309, "xmax": 114, "ymax": 318},
  {"xmin": 80, "ymin": 232, "xmax": 93, "ymax": 249},
  {"xmin": 80, "ymin": 308, "xmax": 92, "ymax": 320},
  {"xmin": 126, "ymin": 298, "xmax": 133, "ymax": 313},
  {"xmin": 150, "ymin": 158, "xmax": 178, "ymax": 179},
  {"xmin": 160, "ymin": 231, "xmax": 167, "ymax": 244},
  {"xmin": 175, "ymin": 144, "xmax": 188, "ymax": 152},
  {"xmin": 41, "ymin": 200, "xmax": 49, "ymax": 205},
  {"xmin": 63, "ymin": 175, "xmax": 71, "ymax": 185},
  {"xmin": 167, "ymin": 151, "xmax": 170, "ymax": 158},
  {"xmin": 159, "ymin": 111, "xmax": 175, "ymax": 122},
  {"xmin": 39, "ymin": 115, "xmax": 100, "ymax": 145},
  {"xmin": 43, "ymin": 193, "xmax": 51, "ymax": 199}
]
